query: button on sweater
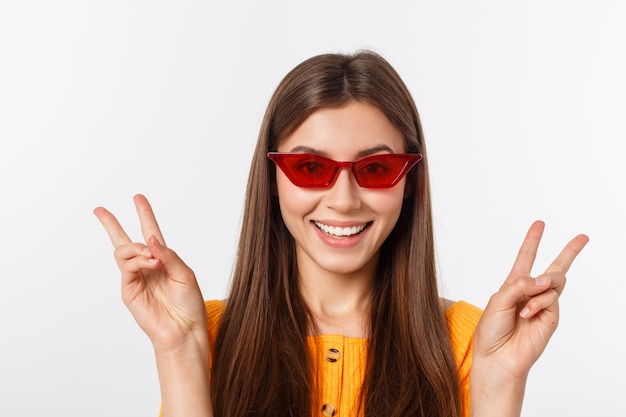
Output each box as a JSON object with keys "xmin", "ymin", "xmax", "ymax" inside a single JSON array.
[{"xmin": 200, "ymin": 299, "xmax": 481, "ymax": 417}]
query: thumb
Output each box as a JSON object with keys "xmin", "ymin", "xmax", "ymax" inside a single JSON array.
[
  {"xmin": 146, "ymin": 235, "xmax": 195, "ymax": 283},
  {"xmin": 488, "ymin": 274, "xmax": 554, "ymax": 313}
]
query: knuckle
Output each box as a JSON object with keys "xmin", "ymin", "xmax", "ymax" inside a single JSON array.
[
  {"xmin": 515, "ymin": 276, "xmax": 528, "ymax": 288},
  {"xmin": 527, "ymin": 290, "xmax": 559, "ymax": 311},
  {"xmin": 113, "ymin": 242, "xmax": 140, "ymax": 258},
  {"xmin": 487, "ymin": 292, "xmax": 502, "ymax": 307},
  {"xmin": 508, "ymin": 275, "xmax": 530, "ymax": 291},
  {"xmin": 547, "ymin": 288, "xmax": 560, "ymax": 301},
  {"xmin": 160, "ymin": 246, "xmax": 179, "ymax": 260},
  {"xmin": 113, "ymin": 245, "xmax": 125, "ymax": 259}
]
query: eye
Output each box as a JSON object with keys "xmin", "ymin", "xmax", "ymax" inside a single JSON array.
[
  {"xmin": 361, "ymin": 162, "xmax": 389, "ymax": 175},
  {"xmin": 297, "ymin": 160, "xmax": 324, "ymax": 174}
]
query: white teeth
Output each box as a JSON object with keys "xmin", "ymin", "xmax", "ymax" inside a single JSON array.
[{"xmin": 314, "ymin": 221, "xmax": 367, "ymax": 237}]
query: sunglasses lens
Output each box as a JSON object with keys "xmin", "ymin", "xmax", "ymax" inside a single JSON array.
[
  {"xmin": 273, "ymin": 154, "xmax": 336, "ymax": 187},
  {"xmin": 268, "ymin": 153, "xmax": 422, "ymax": 188},
  {"xmin": 354, "ymin": 154, "xmax": 419, "ymax": 187}
]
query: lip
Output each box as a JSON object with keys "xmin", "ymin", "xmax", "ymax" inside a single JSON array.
[
  {"xmin": 311, "ymin": 220, "xmax": 371, "ymax": 249},
  {"xmin": 313, "ymin": 219, "xmax": 371, "ymax": 227}
]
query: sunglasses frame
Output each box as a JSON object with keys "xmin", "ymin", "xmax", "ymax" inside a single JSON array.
[{"xmin": 267, "ymin": 152, "xmax": 423, "ymax": 189}]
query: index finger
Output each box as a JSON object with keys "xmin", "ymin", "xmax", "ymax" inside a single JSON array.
[
  {"xmin": 93, "ymin": 206, "xmax": 132, "ymax": 248},
  {"xmin": 508, "ymin": 220, "xmax": 546, "ymax": 279},
  {"xmin": 133, "ymin": 194, "xmax": 167, "ymax": 246},
  {"xmin": 544, "ymin": 233, "xmax": 590, "ymax": 275}
]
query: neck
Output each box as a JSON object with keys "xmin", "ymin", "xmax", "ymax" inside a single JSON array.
[{"xmin": 297, "ymin": 255, "xmax": 377, "ymax": 338}]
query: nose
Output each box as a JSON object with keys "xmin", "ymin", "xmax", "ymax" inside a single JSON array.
[{"xmin": 324, "ymin": 167, "xmax": 362, "ymax": 213}]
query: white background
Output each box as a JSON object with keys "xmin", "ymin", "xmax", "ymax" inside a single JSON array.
[{"xmin": 1, "ymin": 0, "xmax": 624, "ymax": 415}]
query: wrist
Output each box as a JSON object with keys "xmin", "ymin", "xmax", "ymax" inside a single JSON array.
[
  {"xmin": 470, "ymin": 358, "xmax": 528, "ymax": 417},
  {"xmin": 154, "ymin": 333, "xmax": 213, "ymax": 417},
  {"xmin": 152, "ymin": 327, "xmax": 210, "ymax": 358}
]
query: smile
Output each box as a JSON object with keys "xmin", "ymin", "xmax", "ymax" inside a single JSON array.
[{"xmin": 313, "ymin": 221, "xmax": 370, "ymax": 237}]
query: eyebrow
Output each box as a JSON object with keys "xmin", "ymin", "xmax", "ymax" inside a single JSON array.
[{"xmin": 288, "ymin": 144, "xmax": 396, "ymax": 158}]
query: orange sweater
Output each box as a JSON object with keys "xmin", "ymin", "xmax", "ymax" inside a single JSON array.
[{"xmin": 204, "ymin": 299, "xmax": 482, "ymax": 417}]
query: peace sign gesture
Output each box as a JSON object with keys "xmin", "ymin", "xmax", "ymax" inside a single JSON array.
[
  {"xmin": 473, "ymin": 221, "xmax": 589, "ymax": 381},
  {"xmin": 94, "ymin": 194, "xmax": 208, "ymax": 353}
]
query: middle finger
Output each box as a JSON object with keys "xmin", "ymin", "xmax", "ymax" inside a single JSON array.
[
  {"xmin": 506, "ymin": 220, "xmax": 545, "ymax": 283},
  {"xmin": 133, "ymin": 194, "xmax": 167, "ymax": 246}
]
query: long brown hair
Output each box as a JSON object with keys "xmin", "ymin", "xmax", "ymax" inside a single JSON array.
[{"xmin": 211, "ymin": 51, "xmax": 461, "ymax": 417}]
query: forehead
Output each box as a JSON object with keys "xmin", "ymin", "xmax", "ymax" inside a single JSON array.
[{"xmin": 278, "ymin": 101, "xmax": 406, "ymax": 156}]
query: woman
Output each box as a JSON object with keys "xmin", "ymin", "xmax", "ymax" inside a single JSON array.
[{"xmin": 94, "ymin": 51, "xmax": 588, "ymax": 417}]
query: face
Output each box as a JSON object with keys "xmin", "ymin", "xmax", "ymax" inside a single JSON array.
[{"xmin": 276, "ymin": 101, "xmax": 408, "ymax": 278}]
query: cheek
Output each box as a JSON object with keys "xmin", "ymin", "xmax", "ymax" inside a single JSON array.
[
  {"xmin": 276, "ymin": 173, "xmax": 319, "ymax": 222},
  {"xmin": 364, "ymin": 184, "xmax": 406, "ymax": 217}
]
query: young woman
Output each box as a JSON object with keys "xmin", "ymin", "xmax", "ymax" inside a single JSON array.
[{"xmin": 94, "ymin": 51, "xmax": 588, "ymax": 417}]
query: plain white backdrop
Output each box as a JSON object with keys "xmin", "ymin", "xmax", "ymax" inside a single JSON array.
[{"xmin": 1, "ymin": 0, "xmax": 624, "ymax": 415}]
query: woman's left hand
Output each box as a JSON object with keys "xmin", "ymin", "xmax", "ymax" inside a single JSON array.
[{"xmin": 473, "ymin": 220, "xmax": 589, "ymax": 381}]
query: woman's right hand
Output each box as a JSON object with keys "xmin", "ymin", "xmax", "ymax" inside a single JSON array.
[{"xmin": 94, "ymin": 194, "xmax": 208, "ymax": 354}]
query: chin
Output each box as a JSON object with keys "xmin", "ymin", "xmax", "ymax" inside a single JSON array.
[{"xmin": 314, "ymin": 255, "xmax": 377, "ymax": 276}]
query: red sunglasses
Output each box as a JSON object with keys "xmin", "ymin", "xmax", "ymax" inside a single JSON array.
[{"xmin": 267, "ymin": 152, "xmax": 422, "ymax": 188}]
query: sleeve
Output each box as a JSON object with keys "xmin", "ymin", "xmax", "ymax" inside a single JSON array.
[
  {"xmin": 445, "ymin": 301, "xmax": 483, "ymax": 417},
  {"xmin": 204, "ymin": 299, "xmax": 226, "ymax": 361}
]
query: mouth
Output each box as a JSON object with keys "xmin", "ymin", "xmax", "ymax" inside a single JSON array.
[{"xmin": 313, "ymin": 221, "xmax": 371, "ymax": 237}]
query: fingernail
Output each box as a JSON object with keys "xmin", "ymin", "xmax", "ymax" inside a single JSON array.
[
  {"xmin": 519, "ymin": 307, "xmax": 531, "ymax": 318},
  {"xmin": 142, "ymin": 247, "xmax": 152, "ymax": 256},
  {"xmin": 536, "ymin": 275, "xmax": 549, "ymax": 286}
]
